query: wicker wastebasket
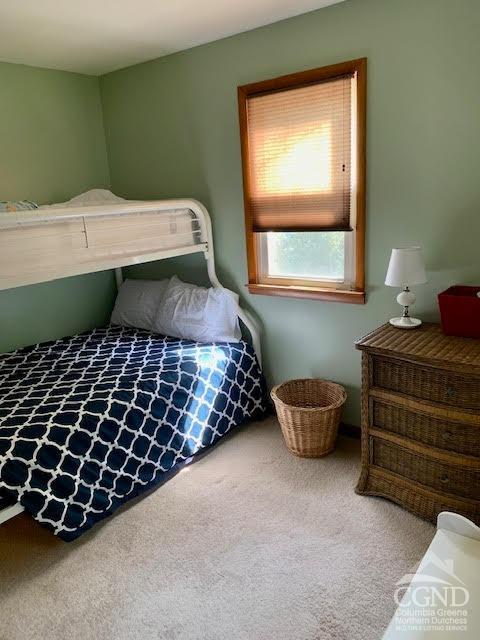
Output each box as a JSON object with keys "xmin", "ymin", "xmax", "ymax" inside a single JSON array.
[{"xmin": 271, "ymin": 378, "xmax": 347, "ymax": 457}]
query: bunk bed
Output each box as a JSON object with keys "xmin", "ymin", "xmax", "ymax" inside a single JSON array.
[{"xmin": 0, "ymin": 197, "xmax": 266, "ymax": 540}]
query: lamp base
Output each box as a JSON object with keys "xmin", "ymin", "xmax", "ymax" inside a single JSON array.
[{"xmin": 389, "ymin": 316, "xmax": 422, "ymax": 329}]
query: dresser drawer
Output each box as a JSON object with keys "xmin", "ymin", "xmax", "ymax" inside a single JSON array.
[
  {"xmin": 372, "ymin": 438, "xmax": 480, "ymax": 501},
  {"xmin": 371, "ymin": 399, "xmax": 480, "ymax": 457},
  {"xmin": 363, "ymin": 468, "xmax": 480, "ymax": 526},
  {"xmin": 372, "ymin": 356, "xmax": 480, "ymax": 410}
]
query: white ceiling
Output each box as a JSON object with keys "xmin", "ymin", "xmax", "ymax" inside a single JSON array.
[{"xmin": 0, "ymin": 0, "xmax": 345, "ymax": 76}]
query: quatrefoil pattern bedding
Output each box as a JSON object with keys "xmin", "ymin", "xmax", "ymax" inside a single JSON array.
[{"xmin": 0, "ymin": 326, "xmax": 267, "ymax": 540}]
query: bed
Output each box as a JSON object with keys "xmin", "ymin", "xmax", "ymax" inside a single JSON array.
[{"xmin": 0, "ymin": 195, "xmax": 266, "ymax": 539}]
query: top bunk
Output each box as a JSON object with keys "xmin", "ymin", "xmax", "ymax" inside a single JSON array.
[
  {"xmin": 0, "ymin": 197, "xmax": 210, "ymax": 291},
  {"xmin": 0, "ymin": 192, "xmax": 261, "ymax": 362}
]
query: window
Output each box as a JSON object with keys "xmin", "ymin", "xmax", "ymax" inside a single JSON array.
[{"xmin": 238, "ymin": 58, "xmax": 366, "ymax": 303}]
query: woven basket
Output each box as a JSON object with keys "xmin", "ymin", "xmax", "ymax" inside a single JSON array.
[{"xmin": 271, "ymin": 379, "xmax": 347, "ymax": 458}]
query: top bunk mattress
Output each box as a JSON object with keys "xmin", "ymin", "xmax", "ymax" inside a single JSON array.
[
  {"xmin": 0, "ymin": 326, "xmax": 267, "ymax": 540},
  {"xmin": 0, "ymin": 200, "xmax": 202, "ymax": 290}
]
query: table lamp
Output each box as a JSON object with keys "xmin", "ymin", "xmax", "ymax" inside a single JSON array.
[{"xmin": 385, "ymin": 246, "xmax": 427, "ymax": 328}]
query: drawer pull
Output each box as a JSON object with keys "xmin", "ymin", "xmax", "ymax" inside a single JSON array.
[
  {"xmin": 442, "ymin": 431, "xmax": 452, "ymax": 441},
  {"xmin": 445, "ymin": 387, "xmax": 455, "ymax": 398},
  {"xmin": 440, "ymin": 473, "xmax": 449, "ymax": 484}
]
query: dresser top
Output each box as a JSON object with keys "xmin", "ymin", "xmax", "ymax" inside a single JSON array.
[{"xmin": 356, "ymin": 323, "xmax": 480, "ymax": 371}]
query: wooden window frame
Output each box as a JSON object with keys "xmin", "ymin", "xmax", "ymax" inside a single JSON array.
[{"xmin": 238, "ymin": 58, "xmax": 367, "ymax": 304}]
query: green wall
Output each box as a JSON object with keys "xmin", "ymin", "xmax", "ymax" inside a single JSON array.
[
  {"xmin": 2, "ymin": 0, "xmax": 479, "ymax": 425},
  {"xmin": 100, "ymin": 0, "xmax": 480, "ymax": 424},
  {"xmin": 0, "ymin": 62, "xmax": 116, "ymax": 352}
]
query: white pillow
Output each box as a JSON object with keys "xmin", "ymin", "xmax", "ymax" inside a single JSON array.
[
  {"xmin": 111, "ymin": 279, "xmax": 169, "ymax": 331},
  {"xmin": 40, "ymin": 189, "xmax": 126, "ymax": 209},
  {"xmin": 153, "ymin": 276, "xmax": 242, "ymax": 343}
]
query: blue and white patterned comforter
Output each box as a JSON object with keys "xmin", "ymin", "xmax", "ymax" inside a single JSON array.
[{"xmin": 0, "ymin": 326, "xmax": 267, "ymax": 540}]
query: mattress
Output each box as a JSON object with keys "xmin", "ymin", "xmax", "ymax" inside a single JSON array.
[
  {"xmin": 0, "ymin": 203, "xmax": 201, "ymax": 290},
  {"xmin": 0, "ymin": 326, "xmax": 267, "ymax": 540}
]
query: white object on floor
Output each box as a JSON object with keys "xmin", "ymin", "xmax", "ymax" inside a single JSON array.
[{"xmin": 383, "ymin": 512, "xmax": 480, "ymax": 639}]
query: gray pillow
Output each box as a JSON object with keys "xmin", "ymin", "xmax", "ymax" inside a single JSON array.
[{"xmin": 111, "ymin": 278, "xmax": 169, "ymax": 331}]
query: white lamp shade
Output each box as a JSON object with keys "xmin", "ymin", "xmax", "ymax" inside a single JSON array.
[{"xmin": 385, "ymin": 247, "xmax": 427, "ymax": 287}]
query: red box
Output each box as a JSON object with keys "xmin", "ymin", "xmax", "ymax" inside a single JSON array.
[{"xmin": 438, "ymin": 285, "xmax": 480, "ymax": 338}]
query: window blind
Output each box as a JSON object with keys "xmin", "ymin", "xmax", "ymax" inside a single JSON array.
[{"xmin": 246, "ymin": 74, "xmax": 353, "ymax": 232}]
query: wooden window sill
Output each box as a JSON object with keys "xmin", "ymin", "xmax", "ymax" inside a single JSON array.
[{"xmin": 247, "ymin": 283, "xmax": 366, "ymax": 304}]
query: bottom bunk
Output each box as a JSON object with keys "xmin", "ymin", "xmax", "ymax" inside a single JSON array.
[{"xmin": 0, "ymin": 326, "xmax": 267, "ymax": 540}]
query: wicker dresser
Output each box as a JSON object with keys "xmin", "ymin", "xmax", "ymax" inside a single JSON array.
[{"xmin": 355, "ymin": 323, "xmax": 480, "ymax": 525}]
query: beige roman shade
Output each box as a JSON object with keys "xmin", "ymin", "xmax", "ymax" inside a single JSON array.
[{"xmin": 245, "ymin": 74, "xmax": 353, "ymax": 232}]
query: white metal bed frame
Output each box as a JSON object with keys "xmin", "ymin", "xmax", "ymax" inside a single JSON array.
[{"xmin": 0, "ymin": 198, "xmax": 261, "ymax": 526}]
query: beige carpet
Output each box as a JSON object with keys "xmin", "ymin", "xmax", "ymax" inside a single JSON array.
[{"xmin": 0, "ymin": 417, "xmax": 434, "ymax": 640}]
